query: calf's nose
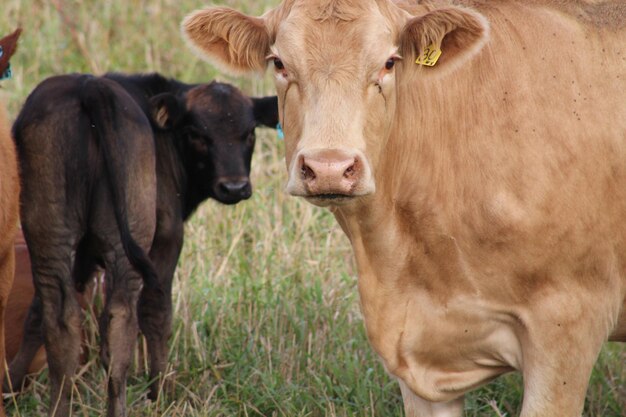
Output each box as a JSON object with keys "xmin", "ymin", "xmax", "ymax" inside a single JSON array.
[
  {"xmin": 299, "ymin": 149, "xmax": 362, "ymax": 195},
  {"xmin": 217, "ymin": 179, "xmax": 251, "ymax": 200}
]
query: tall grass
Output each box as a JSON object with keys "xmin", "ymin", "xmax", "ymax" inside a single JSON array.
[{"xmin": 1, "ymin": 1, "xmax": 625, "ymax": 416}]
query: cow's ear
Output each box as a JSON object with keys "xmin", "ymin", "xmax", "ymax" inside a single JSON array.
[
  {"xmin": 150, "ymin": 93, "xmax": 184, "ymax": 129},
  {"xmin": 252, "ymin": 96, "xmax": 279, "ymax": 128},
  {"xmin": 182, "ymin": 7, "xmax": 271, "ymax": 74},
  {"xmin": 399, "ymin": 6, "xmax": 489, "ymax": 75},
  {"xmin": 0, "ymin": 28, "xmax": 22, "ymax": 75}
]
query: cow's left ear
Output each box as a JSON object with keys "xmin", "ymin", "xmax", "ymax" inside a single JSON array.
[
  {"xmin": 399, "ymin": 6, "xmax": 489, "ymax": 75},
  {"xmin": 150, "ymin": 93, "xmax": 185, "ymax": 129},
  {"xmin": 252, "ymin": 96, "xmax": 278, "ymax": 129}
]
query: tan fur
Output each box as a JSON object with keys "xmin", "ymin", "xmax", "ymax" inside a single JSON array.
[
  {"xmin": 399, "ymin": 6, "xmax": 489, "ymax": 75},
  {"xmin": 308, "ymin": 0, "xmax": 371, "ymax": 22},
  {"xmin": 181, "ymin": 8, "xmax": 270, "ymax": 74},
  {"xmin": 183, "ymin": 1, "xmax": 626, "ymax": 416},
  {"xmin": 0, "ymin": 30, "xmax": 21, "ymax": 417}
]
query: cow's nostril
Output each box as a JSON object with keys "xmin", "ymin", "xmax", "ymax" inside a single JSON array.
[
  {"xmin": 343, "ymin": 159, "xmax": 357, "ymax": 179},
  {"xmin": 301, "ymin": 163, "xmax": 316, "ymax": 180}
]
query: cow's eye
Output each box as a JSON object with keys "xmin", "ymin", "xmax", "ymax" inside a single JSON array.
[
  {"xmin": 385, "ymin": 58, "xmax": 395, "ymax": 70},
  {"xmin": 273, "ymin": 58, "xmax": 285, "ymax": 70}
]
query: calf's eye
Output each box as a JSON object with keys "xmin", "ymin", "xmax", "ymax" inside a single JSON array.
[{"xmin": 385, "ymin": 58, "xmax": 395, "ymax": 70}]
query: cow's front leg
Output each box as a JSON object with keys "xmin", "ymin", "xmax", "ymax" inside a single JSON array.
[
  {"xmin": 399, "ymin": 381, "xmax": 464, "ymax": 417},
  {"xmin": 519, "ymin": 334, "xmax": 601, "ymax": 417},
  {"xmin": 518, "ymin": 292, "xmax": 614, "ymax": 417}
]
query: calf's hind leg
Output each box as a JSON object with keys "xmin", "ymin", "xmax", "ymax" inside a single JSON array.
[
  {"xmin": 30, "ymin": 246, "xmax": 82, "ymax": 417},
  {"xmin": 99, "ymin": 254, "xmax": 144, "ymax": 417}
]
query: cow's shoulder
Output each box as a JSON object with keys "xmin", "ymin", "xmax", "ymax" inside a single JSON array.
[
  {"xmin": 420, "ymin": 0, "xmax": 626, "ymax": 29},
  {"xmin": 103, "ymin": 72, "xmax": 192, "ymax": 113}
]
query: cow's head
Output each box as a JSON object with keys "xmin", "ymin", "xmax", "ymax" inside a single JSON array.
[
  {"xmin": 150, "ymin": 82, "xmax": 278, "ymax": 205},
  {"xmin": 0, "ymin": 28, "xmax": 22, "ymax": 80},
  {"xmin": 182, "ymin": 0, "xmax": 488, "ymax": 206}
]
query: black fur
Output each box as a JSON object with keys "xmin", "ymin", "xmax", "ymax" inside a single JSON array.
[{"xmin": 7, "ymin": 72, "xmax": 278, "ymax": 416}]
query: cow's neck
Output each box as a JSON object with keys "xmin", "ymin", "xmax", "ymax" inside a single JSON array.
[
  {"xmin": 153, "ymin": 131, "xmax": 187, "ymax": 217},
  {"xmin": 154, "ymin": 132, "xmax": 215, "ymax": 222},
  {"xmin": 182, "ymin": 175, "xmax": 209, "ymax": 220},
  {"xmin": 153, "ymin": 130, "xmax": 209, "ymax": 222},
  {"xmin": 332, "ymin": 180, "xmax": 471, "ymax": 295},
  {"xmin": 331, "ymin": 79, "xmax": 479, "ymax": 350}
]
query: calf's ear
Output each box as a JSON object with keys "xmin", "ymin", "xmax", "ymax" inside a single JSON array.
[
  {"xmin": 252, "ymin": 96, "xmax": 279, "ymax": 128},
  {"xmin": 182, "ymin": 7, "xmax": 271, "ymax": 74},
  {"xmin": 150, "ymin": 93, "xmax": 184, "ymax": 130},
  {"xmin": 399, "ymin": 6, "xmax": 489, "ymax": 75}
]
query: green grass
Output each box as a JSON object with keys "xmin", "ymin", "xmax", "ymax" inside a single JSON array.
[{"xmin": 2, "ymin": 1, "xmax": 626, "ymax": 416}]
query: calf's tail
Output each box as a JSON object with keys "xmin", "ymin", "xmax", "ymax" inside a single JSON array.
[{"xmin": 79, "ymin": 76, "xmax": 159, "ymax": 291}]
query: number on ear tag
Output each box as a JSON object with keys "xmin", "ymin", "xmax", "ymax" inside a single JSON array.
[{"xmin": 415, "ymin": 44, "xmax": 442, "ymax": 67}]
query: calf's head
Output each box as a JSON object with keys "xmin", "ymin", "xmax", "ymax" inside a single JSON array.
[
  {"xmin": 151, "ymin": 81, "xmax": 278, "ymax": 205},
  {"xmin": 182, "ymin": 0, "xmax": 488, "ymax": 206}
]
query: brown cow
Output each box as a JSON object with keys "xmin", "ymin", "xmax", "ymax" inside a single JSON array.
[
  {"xmin": 4, "ymin": 231, "xmax": 46, "ymax": 378},
  {"xmin": 0, "ymin": 28, "xmax": 21, "ymax": 417},
  {"xmin": 182, "ymin": 1, "xmax": 626, "ymax": 416}
]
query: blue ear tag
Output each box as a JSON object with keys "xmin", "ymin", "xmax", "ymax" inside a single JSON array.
[
  {"xmin": 277, "ymin": 122, "xmax": 284, "ymax": 140},
  {"xmin": 0, "ymin": 63, "xmax": 12, "ymax": 81}
]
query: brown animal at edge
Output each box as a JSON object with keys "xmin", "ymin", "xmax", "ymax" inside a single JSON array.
[
  {"xmin": 4, "ymin": 230, "xmax": 97, "ymax": 385},
  {"xmin": 182, "ymin": 1, "xmax": 626, "ymax": 416},
  {"xmin": 4, "ymin": 231, "xmax": 45, "ymax": 378},
  {"xmin": 0, "ymin": 28, "xmax": 21, "ymax": 417}
]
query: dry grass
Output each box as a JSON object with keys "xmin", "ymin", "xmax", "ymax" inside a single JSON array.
[{"xmin": 1, "ymin": 0, "xmax": 625, "ymax": 416}]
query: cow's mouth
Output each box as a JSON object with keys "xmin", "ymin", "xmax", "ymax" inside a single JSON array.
[{"xmin": 304, "ymin": 193, "xmax": 355, "ymax": 207}]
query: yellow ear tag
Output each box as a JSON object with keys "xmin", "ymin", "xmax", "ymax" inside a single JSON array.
[{"xmin": 415, "ymin": 44, "xmax": 442, "ymax": 67}]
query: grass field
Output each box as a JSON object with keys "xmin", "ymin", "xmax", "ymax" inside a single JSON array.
[{"xmin": 2, "ymin": 0, "xmax": 626, "ymax": 416}]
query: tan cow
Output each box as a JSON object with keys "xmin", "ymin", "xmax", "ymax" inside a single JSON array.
[
  {"xmin": 182, "ymin": 1, "xmax": 626, "ymax": 416},
  {"xmin": 0, "ymin": 28, "xmax": 21, "ymax": 417}
]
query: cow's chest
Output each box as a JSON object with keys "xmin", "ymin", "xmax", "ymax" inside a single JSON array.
[
  {"xmin": 358, "ymin": 272, "xmax": 522, "ymax": 402},
  {"xmin": 351, "ymin": 227, "xmax": 524, "ymax": 403}
]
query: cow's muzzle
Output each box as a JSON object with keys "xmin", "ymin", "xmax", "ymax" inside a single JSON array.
[
  {"xmin": 286, "ymin": 149, "xmax": 374, "ymax": 204},
  {"xmin": 214, "ymin": 177, "xmax": 252, "ymax": 204}
]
